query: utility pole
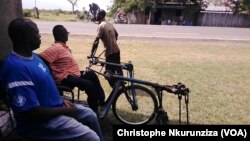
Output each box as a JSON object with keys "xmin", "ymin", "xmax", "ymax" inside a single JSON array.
[
  {"xmin": 34, "ymin": 0, "xmax": 39, "ymax": 19},
  {"xmin": 143, "ymin": 0, "xmax": 148, "ymax": 24},
  {"xmin": 144, "ymin": 0, "xmax": 148, "ymax": 12}
]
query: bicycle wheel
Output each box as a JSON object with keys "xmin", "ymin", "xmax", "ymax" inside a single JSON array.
[{"xmin": 112, "ymin": 85, "xmax": 158, "ymax": 125}]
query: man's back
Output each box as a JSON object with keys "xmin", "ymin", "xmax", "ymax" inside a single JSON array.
[
  {"xmin": 97, "ymin": 21, "xmax": 120, "ymax": 56},
  {"xmin": 40, "ymin": 42, "xmax": 81, "ymax": 84}
]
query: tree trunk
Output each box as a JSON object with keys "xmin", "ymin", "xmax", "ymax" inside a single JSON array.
[
  {"xmin": 0, "ymin": 0, "xmax": 22, "ymax": 60},
  {"xmin": 34, "ymin": 7, "xmax": 40, "ymax": 19}
]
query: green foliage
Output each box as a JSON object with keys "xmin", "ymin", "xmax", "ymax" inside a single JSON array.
[
  {"xmin": 109, "ymin": 0, "xmax": 210, "ymax": 15},
  {"xmin": 54, "ymin": 9, "xmax": 65, "ymax": 15},
  {"xmin": 23, "ymin": 9, "xmax": 73, "ymax": 18},
  {"xmin": 39, "ymin": 9, "xmax": 71, "ymax": 15},
  {"xmin": 123, "ymin": 0, "xmax": 145, "ymax": 12},
  {"xmin": 77, "ymin": 10, "xmax": 90, "ymax": 21},
  {"xmin": 109, "ymin": 0, "xmax": 149, "ymax": 16},
  {"xmin": 23, "ymin": 9, "xmax": 77, "ymax": 22},
  {"xmin": 206, "ymin": 0, "xmax": 250, "ymax": 13},
  {"xmin": 23, "ymin": 9, "xmax": 33, "ymax": 17},
  {"xmin": 222, "ymin": 0, "xmax": 250, "ymax": 14},
  {"xmin": 242, "ymin": 0, "xmax": 250, "ymax": 13}
]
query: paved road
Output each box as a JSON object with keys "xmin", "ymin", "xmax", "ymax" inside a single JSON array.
[{"xmin": 36, "ymin": 21, "xmax": 250, "ymax": 41}]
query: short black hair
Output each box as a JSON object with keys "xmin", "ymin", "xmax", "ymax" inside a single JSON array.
[
  {"xmin": 8, "ymin": 18, "xmax": 34, "ymax": 43},
  {"xmin": 52, "ymin": 25, "xmax": 67, "ymax": 42},
  {"xmin": 96, "ymin": 9, "xmax": 106, "ymax": 21},
  {"xmin": 53, "ymin": 25, "xmax": 64, "ymax": 37}
]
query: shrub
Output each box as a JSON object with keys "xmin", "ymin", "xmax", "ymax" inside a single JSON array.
[{"xmin": 23, "ymin": 9, "xmax": 33, "ymax": 17}]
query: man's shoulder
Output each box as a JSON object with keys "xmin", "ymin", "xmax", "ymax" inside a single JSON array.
[
  {"xmin": 44, "ymin": 43, "xmax": 65, "ymax": 52},
  {"xmin": 100, "ymin": 21, "xmax": 110, "ymax": 26},
  {"xmin": 51, "ymin": 42, "xmax": 64, "ymax": 48},
  {"xmin": 0, "ymin": 54, "xmax": 25, "ymax": 75},
  {"xmin": 2, "ymin": 54, "xmax": 17, "ymax": 65}
]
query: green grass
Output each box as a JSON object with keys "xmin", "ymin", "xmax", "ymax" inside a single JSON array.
[
  {"xmin": 29, "ymin": 12, "xmax": 79, "ymax": 22},
  {"xmin": 35, "ymin": 34, "xmax": 250, "ymax": 140},
  {"xmin": 36, "ymin": 34, "xmax": 250, "ymax": 125},
  {"xmin": 25, "ymin": 10, "xmax": 114, "ymax": 22}
]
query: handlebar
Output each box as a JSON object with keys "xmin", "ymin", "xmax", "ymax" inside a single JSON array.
[
  {"xmin": 87, "ymin": 53, "xmax": 190, "ymax": 125},
  {"xmin": 87, "ymin": 55, "xmax": 134, "ymax": 71},
  {"xmin": 163, "ymin": 83, "xmax": 189, "ymax": 96},
  {"xmin": 87, "ymin": 56, "xmax": 189, "ymax": 96},
  {"xmin": 102, "ymin": 70, "xmax": 190, "ymax": 96}
]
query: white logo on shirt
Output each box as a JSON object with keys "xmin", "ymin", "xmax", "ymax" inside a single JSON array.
[
  {"xmin": 38, "ymin": 63, "xmax": 46, "ymax": 72},
  {"xmin": 13, "ymin": 94, "xmax": 26, "ymax": 107}
]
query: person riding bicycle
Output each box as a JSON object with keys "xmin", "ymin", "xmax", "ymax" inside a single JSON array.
[
  {"xmin": 89, "ymin": 3, "xmax": 100, "ymax": 21},
  {"xmin": 91, "ymin": 9, "xmax": 123, "ymax": 88}
]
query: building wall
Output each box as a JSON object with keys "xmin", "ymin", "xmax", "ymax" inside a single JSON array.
[
  {"xmin": 127, "ymin": 12, "xmax": 147, "ymax": 24},
  {"xmin": 153, "ymin": 4, "xmax": 199, "ymax": 25},
  {"xmin": 197, "ymin": 13, "xmax": 250, "ymax": 27}
]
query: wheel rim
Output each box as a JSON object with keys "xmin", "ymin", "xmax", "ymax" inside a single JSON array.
[{"xmin": 113, "ymin": 85, "xmax": 157, "ymax": 125}]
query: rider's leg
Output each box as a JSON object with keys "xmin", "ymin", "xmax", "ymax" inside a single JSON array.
[
  {"xmin": 80, "ymin": 71, "xmax": 105, "ymax": 106},
  {"xmin": 106, "ymin": 52, "xmax": 123, "ymax": 87},
  {"xmin": 61, "ymin": 75, "xmax": 99, "ymax": 115}
]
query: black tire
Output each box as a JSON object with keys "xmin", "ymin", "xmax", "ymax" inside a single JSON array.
[
  {"xmin": 154, "ymin": 108, "xmax": 169, "ymax": 125},
  {"xmin": 112, "ymin": 85, "xmax": 158, "ymax": 125}
]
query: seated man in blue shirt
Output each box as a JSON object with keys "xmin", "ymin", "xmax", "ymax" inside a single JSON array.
[{"xmin": 0, "ymin": 18, "xmax": 104, "ymax": 141}]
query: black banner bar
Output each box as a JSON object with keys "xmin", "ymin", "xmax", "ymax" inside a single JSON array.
[{"xmin": 113, "ymin": 125, "xmax": 250, "ymax": 140}]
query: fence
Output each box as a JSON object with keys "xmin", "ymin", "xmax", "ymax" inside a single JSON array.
[{"xmin": 198, "ymin": 12, "xmax": 250, "ymax": 27}]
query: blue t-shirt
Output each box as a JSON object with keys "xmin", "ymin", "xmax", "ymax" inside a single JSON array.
[{"xmin": 0, "ymin": 52, "xmax": 63, "ymax": 115}]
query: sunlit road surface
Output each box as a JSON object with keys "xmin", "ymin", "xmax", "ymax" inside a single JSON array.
[{"xmin": 36, "ymin": 21, "xmax": 250, "ymax": 41}]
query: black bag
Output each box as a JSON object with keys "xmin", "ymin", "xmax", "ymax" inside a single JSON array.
[{"xmin": 154, "ymin": 108, "xmax": 169, "ymax": 125}]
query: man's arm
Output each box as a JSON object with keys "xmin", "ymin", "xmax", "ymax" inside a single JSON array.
[
  {"xmin": 90, "ymin": 37, "xmax": 99, "ymax": 56},
  {"xmin": 38, "ymin": 54, "xmax": 49, "ymax": 66},
  {"xmin": 115, "ymin": 28, "xmax": 118, "ymax": 40},
  {"xmin": 21, "ymin": 102, "xmax": 77, "ymax": 122},
  {"xmin": 38, "ymin": 54, "xmax": 54, "ymax": 73}
]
